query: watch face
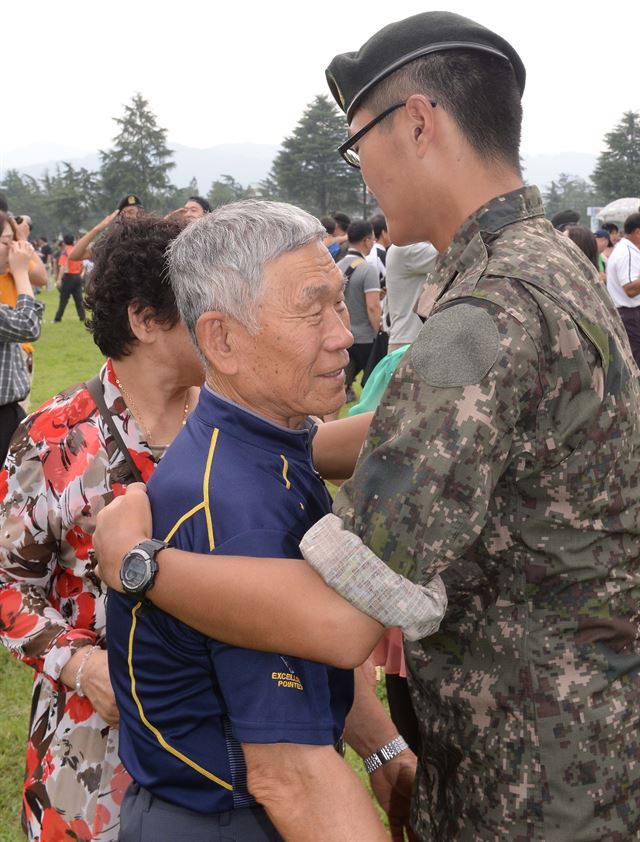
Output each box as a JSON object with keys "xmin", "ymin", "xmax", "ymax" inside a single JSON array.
[{"xmin": 122, "ymin": 552, "xmax": 149, "ymax": 591}]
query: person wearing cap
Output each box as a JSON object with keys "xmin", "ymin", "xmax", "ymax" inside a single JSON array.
[
  {"xmin": 93, "ymin": 12, "xmax": 640, "ymax": 841},
  {"xmin": 550, "ymin": 208, "xmax": 580, "ymax": 231},
  {"xmin": 117, "ymin": 194, "xmax": 145, "ymax": 220},
  {"xmin": 69, "ymin": 197, "xmax": 146, "ymax": 262}
]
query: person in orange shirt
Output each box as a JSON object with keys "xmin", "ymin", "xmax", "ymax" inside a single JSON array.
[
  {"xmin": 0, "ymin": 216, "xmax": 46, "ymax": 410},
  {"xmin": 54, "ymin": 233, "xmax": 85, "ymax": 323}
]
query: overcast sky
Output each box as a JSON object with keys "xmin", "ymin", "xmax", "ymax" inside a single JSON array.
[{"xmin": 3, "ymin": 0, "xmax": 638, "ymax": 161}]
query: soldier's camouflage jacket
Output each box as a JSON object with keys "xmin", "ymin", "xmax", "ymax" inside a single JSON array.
[{"xmin": 335, "ymin": 187, "xmax": 640, "ymax": 841}]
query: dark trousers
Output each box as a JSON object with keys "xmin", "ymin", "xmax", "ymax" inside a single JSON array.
[
  {"xmin": 345, "ymin": 342, "xmax": 374, "ymax": 389},
  {"xmin": 119, "ymin": 782, "xmax": 284, "ymax": 842},
  {"xmin": 0, "ymin": 401, "xmax": 25, "ymax": 468},
  {"xmin": 385, "ymin": 673, "xmax": 421, "ymax": 756},
  {"xmin": 55, "ymin": 273, "xmax": 85, "ymax": 322},
  {"xmin": 618, "ymin": 307, "xmax": 640, "ymax": 371}
]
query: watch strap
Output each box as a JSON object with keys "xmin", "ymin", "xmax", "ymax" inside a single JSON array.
[{"xmin": 363, "ymin": 735, "xmax": 409, "ymax": 774}]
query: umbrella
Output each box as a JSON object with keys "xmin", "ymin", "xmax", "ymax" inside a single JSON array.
[{"xmin": 598, "ymin": 197, "xmax": 640, "ymax": 225}]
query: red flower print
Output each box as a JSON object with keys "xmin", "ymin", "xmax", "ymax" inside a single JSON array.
[
  {"xmin": 41, "ymin": 806, "xmax": 91, "ymax": 841},
  {"xmin": 65, "ymin": 525, "xmax": 92, "ymax": 562},
  {"xmin": 129, "ymin": 449, "xmax": 156, "ymax": 483},
  {"xmin": 0, "ymin": 589, "xmax": 39, "ymax": 637},
  {"xmin": 111, "ymin": 763, "xmax": 132, "ymax": 806},
  {"xmin": 65, "ymin": 690, "xmax": 95, "ymax": 724}
]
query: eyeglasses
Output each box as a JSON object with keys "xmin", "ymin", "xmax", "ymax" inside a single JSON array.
[{"xmin": 338, "ymin": 100, "xmax": 436, "ymax": 169}]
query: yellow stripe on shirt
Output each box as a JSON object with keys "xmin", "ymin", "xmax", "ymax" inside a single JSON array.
[
  {"xmin": 203, "ymin": 428, "xmax": 219, "ymax": 550},
  {"xmin": 280, "ymin": 454, "xmax": 291, "ymax": 490},
  {"xmin": 127, "ymin": 602, "xmax": 233, "ymax": 790}
]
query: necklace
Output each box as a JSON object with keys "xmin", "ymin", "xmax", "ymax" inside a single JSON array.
[{"xmin": 114, "ymin": 374, "xmax": 190, "ymax": 445}]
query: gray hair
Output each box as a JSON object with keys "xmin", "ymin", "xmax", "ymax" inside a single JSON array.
[{"xmin": 168, "ymin": 199, "xmax": 325, "ymax": 338}]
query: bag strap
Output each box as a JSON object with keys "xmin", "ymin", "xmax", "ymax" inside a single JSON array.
[
  {"xmin": 344, "ymin": 257, "xmax": 365, "ymax": 283},
  {"xmin": 85, "ymin": 374, "xmax": 143, "ymax": 484}
]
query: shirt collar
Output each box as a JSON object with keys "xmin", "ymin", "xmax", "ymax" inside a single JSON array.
[{"xmin": 196, "ymin": 384, "xmax": 315, "ymax": 458}]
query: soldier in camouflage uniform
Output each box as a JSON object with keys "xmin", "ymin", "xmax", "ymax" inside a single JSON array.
[
  {"xmin": 92, "ymin": 11, "xmax": 640, "ymax": 842},
  {"xmin": 305, "ymin": 11, "xmax": 640, "ymax": 841}
]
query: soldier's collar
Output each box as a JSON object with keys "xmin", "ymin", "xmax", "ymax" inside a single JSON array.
[
  {"xmin": 434, "ymin": 186, "xmax": 544, "ymax": 287},
  {"xmin": 415, "ymin": 186, "xmax": 544, "ymax": 319}
]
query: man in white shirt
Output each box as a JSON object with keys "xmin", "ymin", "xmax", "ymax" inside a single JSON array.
[
  {"xmin": 366, "ymin": 214, "xmax": 391, "ymax": 283},
  {"xmin": 606, "ymin": 212, "xmax": 640, "ymax": 369}
]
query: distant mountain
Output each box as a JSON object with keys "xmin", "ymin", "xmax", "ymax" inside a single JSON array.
[
  {"xmin": 522, "ymin": 152, "xmax": 598, "ymax": 188},
  {"xmin": 2, "ymin": 142, "xmax": 280, "ymax": 191},
  {"xmin": 3, "ymin": 143, "xmax": 599, "ymax": 193},
  {"xmin": 169, "ymin": 142, "xmax": 279, "ymax": 189},
  {"xmin": 2, "ymin": 143, "xmax": 94, "ymax": 169}
]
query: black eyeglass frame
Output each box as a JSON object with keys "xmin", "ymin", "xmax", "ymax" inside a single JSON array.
[{"xmin": 338, "ymin": 99, "xmax": 436, "ymax": 169}]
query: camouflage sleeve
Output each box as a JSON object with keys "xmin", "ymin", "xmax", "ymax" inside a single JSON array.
[
  {"xmin": 333, "ymin": 298, "xmax": 541, "ymax": 591},
  {"xmin": 0, "ymin": 431, "xmax": 96, "ymax": 682}
]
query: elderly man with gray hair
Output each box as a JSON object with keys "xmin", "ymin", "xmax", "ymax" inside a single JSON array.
[{"xmin": 105, "ymin": 200, "xmax": 446, "ymax": 842}]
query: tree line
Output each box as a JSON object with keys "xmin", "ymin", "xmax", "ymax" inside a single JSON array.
[{"xmin": 2, "ymin": 92, "xmax": 639, "ymax": 238}]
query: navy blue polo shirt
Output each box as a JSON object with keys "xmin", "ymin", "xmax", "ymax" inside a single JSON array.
[{"xmin": 107, "ymin": 387, "xmax": 354, "ymax": 815}]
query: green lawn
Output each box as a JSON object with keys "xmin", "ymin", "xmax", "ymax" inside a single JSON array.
[{"xmin": 0, "ymin": 292, "xmax": 384, "ymax": 838}]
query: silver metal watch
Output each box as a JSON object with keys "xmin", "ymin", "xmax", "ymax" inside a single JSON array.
[{"xmin": 363, "ymin": 735, "xmax": 409, "ymax": 774}]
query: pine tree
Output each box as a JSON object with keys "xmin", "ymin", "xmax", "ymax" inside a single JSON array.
[
  {"xmin": 592, "ymin": 111, "xmax": 640, "ymax": 202},
  {"xmin": 267, "ymin": 95, "xmax": 364, "ymax": 217},
  {"xmin": 99, "ymin": 93, "xmax": 175, "ymax": 210},
  {"xmin": 44, "ymin": 164, "xmax": 102, "ymax": 233},
  {"xmin": 207, "ymin": 174, "xmax": 251, "ymax": 208},
  {"xmin": 0, "ymin": 170, "xmax": 49, "ymax": 233}
]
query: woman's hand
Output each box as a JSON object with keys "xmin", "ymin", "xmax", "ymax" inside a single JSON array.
[
  {"xmin": 80, "ymin": 649, "xmax": 120, "ymax": 726},
  {"xmin": 60, "ymin": 647, "xmax": 120, "ymax": 725},
  {"xmin": 8, "ymin": 240, "xmax": 34, "ymax": 276}
]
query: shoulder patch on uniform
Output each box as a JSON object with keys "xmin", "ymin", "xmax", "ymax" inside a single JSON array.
[{"xmin": 410, "ymin": 302, "xmax": 500, "ymax": 387}]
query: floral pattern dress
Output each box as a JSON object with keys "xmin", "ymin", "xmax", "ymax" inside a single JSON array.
[{"xmin": 0, "ymin": 360, "xmax": 161, "ymax": 842}]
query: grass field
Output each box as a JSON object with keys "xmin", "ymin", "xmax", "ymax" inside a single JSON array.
[{"xmin": 0, "ymin": 289, "xmax": 383, "ymax": 839}]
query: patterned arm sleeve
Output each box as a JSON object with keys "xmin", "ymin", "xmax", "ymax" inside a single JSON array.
[
  {"xmin": 0, "ymin": 296, "xmax": 44, "ymax": 343},
  {"xmin": 327, "ymin": 300, "xmax": 541, "ymax": 605},
  {"xmin": 0, "ymin": 431, "xmax": 96, "ymax": 683}
]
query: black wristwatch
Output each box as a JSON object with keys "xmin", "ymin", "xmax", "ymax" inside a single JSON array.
[{"xmin": 119, "ymin": 539, "xmax": 168, "ymax": 599}]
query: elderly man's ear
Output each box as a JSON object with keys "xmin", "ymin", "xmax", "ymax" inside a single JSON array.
[{"xmin": 195, "ymin": 311, "xmax": 240, "ymax": 376}]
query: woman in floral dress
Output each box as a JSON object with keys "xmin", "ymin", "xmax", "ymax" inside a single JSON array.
[{"xmin": 0, "ymin": 216, "xmax": 202, "ymax": 841}]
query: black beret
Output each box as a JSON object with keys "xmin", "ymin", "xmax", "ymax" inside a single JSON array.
[
  {"xmin": 117, "ymin": 194, "xmax": 143, "ymax": 212},
  {"xmin": 326, "ymin": 11, "xmax": 526, "ymax": 122},
  {"xmin": 551, "ymin": 209, "xmax": 580, "ymax": 230}
]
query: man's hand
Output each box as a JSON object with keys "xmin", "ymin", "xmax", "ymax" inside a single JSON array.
[
  {"xmin": 94, "ymin": 482, "xmax": 152, "ymax": 590},
  {"xmin": 99, "ymin": 210, "xmax": 119, "ymax": 230},
  {"xmin": 370, "ymin": 752, "xmax": 419, "ymax": 842},
  {"xmin": 164, "ymin": 207, "xmax": 189, "ymax": 222},
  {"xmin": 8, "ymin": 240, "xmax": 34, "ymax": 276}
]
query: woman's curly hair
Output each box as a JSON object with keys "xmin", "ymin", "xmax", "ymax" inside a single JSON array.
[{"xmin": 85, "ymin": 216, "xmax": 186, "ymax": 359}]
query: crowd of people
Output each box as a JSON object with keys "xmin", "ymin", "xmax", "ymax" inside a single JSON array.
[{"xmin": 1, "ymin": 9, "xmax": 640, "ymax": 842}]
